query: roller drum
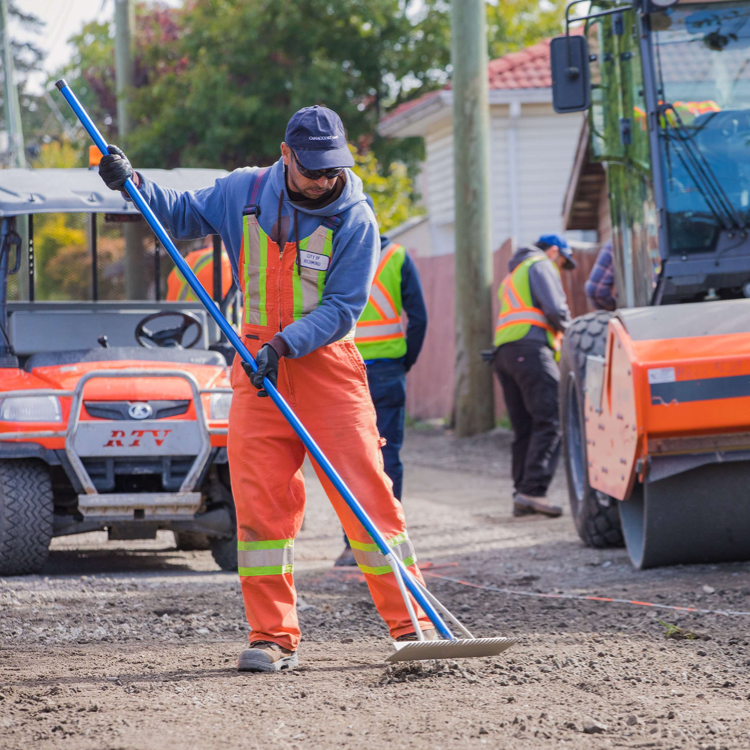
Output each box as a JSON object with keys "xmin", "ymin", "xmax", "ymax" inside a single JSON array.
[{"xmin": 619, "ymin": 461, "xmax": 750, "ymax": 569}]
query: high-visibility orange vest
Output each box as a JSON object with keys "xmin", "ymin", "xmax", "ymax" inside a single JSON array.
[
  {"xmin": 494, "ymin": 255, "xmax": 562, "ymax": 356},
  {"xmin": 166, "ymin": 246, "xmax": 233, "ymax": 302}
]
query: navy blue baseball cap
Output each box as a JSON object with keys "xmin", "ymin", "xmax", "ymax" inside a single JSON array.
[
  {"xmin": 537, "ymin": 233, "xmax": 576, "ymax": 270},
  {"xmin": 285, "ymin": 105, "xmax": 354, "ymax": 171}
]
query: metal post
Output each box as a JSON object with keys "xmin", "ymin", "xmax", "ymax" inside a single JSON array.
[
  {"xmin": 451, "ymin": 0, "xmax": 495, "ymax": 436},
  {"xmin": 212, "ymin": 235, "xmax": 222, "ymax": 304},
  {"xmin": 115, "ymin": 0, "xmax": 146, "ymax": 300},
  {"xmin": 114, "ymin": 0, "xmax": 134, "ymax": 140},
  {"xmin": 90, "ymin": 213, "xmax": 98, "ymax": 301},
  {"xmin": 0, "ymin": 218, "xmax": 11, "ymax": 357},
  {"xmin": 0, "ymin": 0, "xmax": 25, "ymax": 168},
  {"xmin": 154, "ymin": 238, "xmax": 160, "ymax": 302},
  {"xmin": 28, "ymin": 213, "xmax": 33, "ymax": 302}
]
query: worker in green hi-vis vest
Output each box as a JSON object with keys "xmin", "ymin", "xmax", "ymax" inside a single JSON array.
[
  {"xmin": 335, "ymin": 196, "xmax": 428, "ymax": 567},
  {"xmin": 490, "ymin": 234, "xmax": 575, "ymax": 519}
]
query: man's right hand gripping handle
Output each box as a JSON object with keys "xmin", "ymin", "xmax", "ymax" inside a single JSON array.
[{"xmin": 98, "ymin": 145, "xmax": 140, "ymax": 192}]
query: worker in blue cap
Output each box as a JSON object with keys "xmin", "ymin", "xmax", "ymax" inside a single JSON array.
[{"xmin": 488, "ymin": 233, "xmax": 575, "ymax": 518}]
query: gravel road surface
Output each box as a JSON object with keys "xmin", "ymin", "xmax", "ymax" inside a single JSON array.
[{"xmin": 1, "ymin": 426, "xmax": 749, "ymax": 749}]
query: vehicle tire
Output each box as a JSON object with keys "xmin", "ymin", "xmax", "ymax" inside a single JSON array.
[
  {"xmin": 559, "ymin": 311, "xmax": 623, "ymax": 548},
  {"xmin": 0, "ymin": 460, "xmax": 54, "ymax": 575},
  {"xmin": 209, "ymin": 464, "xmax": 237, "ymax": 572},
  {"xmin": 210, "ymin": 533, "xmax": 238, "ymax": 572},
  {"xmin": 174, "ymin": 531, "xmax": 211, "ymax": 551}
]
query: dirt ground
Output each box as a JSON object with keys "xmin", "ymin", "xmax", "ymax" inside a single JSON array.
[{"xmin": 2, "ymin": 426, "xmax": 749, "ymax": 750}]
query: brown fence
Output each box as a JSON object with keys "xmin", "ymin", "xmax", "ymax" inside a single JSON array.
[{"xmin": 406, "ymin": 239, "xmax": 600, "ymax": 421}]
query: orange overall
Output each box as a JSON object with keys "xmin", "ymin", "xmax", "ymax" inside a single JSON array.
[{"xmin": 227, "ymin": 203, "xmax": 430, "ymax": 651}]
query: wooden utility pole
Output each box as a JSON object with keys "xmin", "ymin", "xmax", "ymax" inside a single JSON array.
[
  {"xmin": 0, "ymin": 0, "xmax": 25, "ymax": 168},
  {"xmin": 115, "ymin": 0, "xmax": 147, "ymax": 299},
  {"xmin": 451, "ymin": 0, "xmax": 494, "ymax": 436}
]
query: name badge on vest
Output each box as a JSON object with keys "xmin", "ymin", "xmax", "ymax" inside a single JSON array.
[{"xmin": 299, "ymin": 250, "xmax": 330, "ymax": 271}]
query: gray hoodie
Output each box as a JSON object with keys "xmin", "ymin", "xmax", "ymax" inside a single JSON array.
[{"xmin": 507, "ymin": 245, "xmax": 571, "ymax": 345}]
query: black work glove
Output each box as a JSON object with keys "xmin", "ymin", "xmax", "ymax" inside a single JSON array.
[
  {"xmin": 98, "ymin": 145, "xmax": 134, "ymax": 191},
  {"xmin": 241, "ymin": 344, "xmax": 280, "ymax": 397},
  {"xmin": 481, "ymin": 348, "xmax": 497, "ymax": 365}
]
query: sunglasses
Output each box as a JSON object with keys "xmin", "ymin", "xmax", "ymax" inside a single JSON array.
[{"xmin": 291, "ymin": 150, "xmax": 345, "ymax": 180}]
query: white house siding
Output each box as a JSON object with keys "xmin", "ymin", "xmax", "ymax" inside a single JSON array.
[
  {"xmin": 516, "ymin": 107, "xmax": 583, "ymax": 245},
  {"xmin": 397, "ymin": 102, "xmax": 582, "ymax": 257},
  {"xmin": 489, "ymin": 107, "xmax": 510, "ymax": 251},
  {"xmin": 423, "ymin": 122, "xmax": 454, "ymax": 228}
]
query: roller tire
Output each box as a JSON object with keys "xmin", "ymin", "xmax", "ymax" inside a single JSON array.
[
  {"xmin": 0, "ymin": 460, "xmax": 54, "ymax": 576},
  {"xmin": 559, "ymin": 311, "xmax": 623, "ymax": 549}
]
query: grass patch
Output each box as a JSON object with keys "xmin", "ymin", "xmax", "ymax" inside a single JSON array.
[{"xmin": 658, "ymin": 620, "xmax": 710, "ymax": 641}]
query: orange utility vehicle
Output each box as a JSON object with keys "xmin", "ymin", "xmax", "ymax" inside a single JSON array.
[
  {"xmin": 551, "ymin": 0, "xmax": 750, "ymax": 567},
  {"xmin": 0, "ymin": 167, "xmax": 239, "ymax": 575}
]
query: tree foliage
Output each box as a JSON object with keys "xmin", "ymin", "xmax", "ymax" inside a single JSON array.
[
  {"xmin": 50, "ymin": 0, "xmax": 565, "ymax": 229},
  {"xmin": 486, "ymin": 0, "xmax": 567, "ymax": 59},
  {"xmin": 57, "ymin": 0, "xmax": 564, "ymax": 170}
]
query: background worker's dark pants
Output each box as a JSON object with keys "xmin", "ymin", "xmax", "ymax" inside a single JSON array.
[
  {"xmin": 341, "ymin": 358, "xmax": 406, "ymax": 548},
  {"xmin": 494, "ymin": 340, "xmax": 561, "ymax": 498},
  {"xmin": 366, "ymin": 358, "xmax": 407, "ymax": 501}
]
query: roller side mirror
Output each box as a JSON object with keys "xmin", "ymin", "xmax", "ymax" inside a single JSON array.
[{"xmin": 550, "ymin": 35, "xmax": 591, "ymax": 113}]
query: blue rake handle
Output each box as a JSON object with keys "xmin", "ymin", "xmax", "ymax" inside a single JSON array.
[{"xmin": 56, "ymin": 79, "xmax": 454, "ymax": 641}]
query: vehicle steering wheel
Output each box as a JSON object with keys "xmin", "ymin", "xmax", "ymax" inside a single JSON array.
[{"xmin": 134, "ymin": 311, "xmax": 204, "ymax": 349}]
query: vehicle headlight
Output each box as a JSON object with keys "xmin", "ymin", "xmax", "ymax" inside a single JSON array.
[
  {"xmin": 0, "ymin": 396, "xmax": 62, "ymax": 422},
  {"xmin": 209, "ymin": 393, "xmax": 232, "ymax": 420}
]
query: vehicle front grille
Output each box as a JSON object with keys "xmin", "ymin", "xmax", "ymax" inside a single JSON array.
[{"xmin": 84, "ymin": 400, "xmax": 190, "ymax": 420}]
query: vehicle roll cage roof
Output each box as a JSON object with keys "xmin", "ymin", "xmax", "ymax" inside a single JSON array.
[
  {"xmin": 0, "ymin": 167, "xmax": 234, "ymax": 308},
  {"xmin": 0, "ymin": 168, "xmax": 228, "ymax": 217}
]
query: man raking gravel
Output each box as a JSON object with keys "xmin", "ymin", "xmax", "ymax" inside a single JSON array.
[{"xmin": 60, "ymin": 80, "xmax": 514, "ymax": 668}]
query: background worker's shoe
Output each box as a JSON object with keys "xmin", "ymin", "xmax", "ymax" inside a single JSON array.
[
  {"xmin": 514, "ymin": 493, "xmax": 562, "ymax": 518},
  {"xmin": 237, "ymin": 641, "xmax": 298, "ymax": 672},
  {"xmin": 334, "ymin": 545, "xmax": 358, "ymax": 567},
  {"xmin": 512, "ymin": 495, "xmax": 536, "ymax": 517},
  {"xmin": 396, "ymin": 628, "xmax": 438, "ymax": 642}
]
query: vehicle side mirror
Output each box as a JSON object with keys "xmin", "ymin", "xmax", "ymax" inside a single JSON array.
[{"xmin": 550, "ymin": 35, "xmax": 591, "ymax": 113}]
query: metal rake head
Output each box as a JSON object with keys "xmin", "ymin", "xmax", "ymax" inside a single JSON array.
[{"xmin": 385, "ymin": 637, "xmax": 516, "ymax": 663}]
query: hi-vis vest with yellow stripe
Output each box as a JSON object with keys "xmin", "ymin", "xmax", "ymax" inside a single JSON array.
[
  {"xmin": 494, "ymin": 255, "xmax": 562, "ymax": 354},
  {"xmin": 241, "ymin": 211, "xmax": 334, "ymax": 327},
  {"xmin": 355, "ymin": 242, "xmax": 407, "ymax": 360}
]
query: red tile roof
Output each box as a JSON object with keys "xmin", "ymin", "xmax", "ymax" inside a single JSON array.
[
  {"xmin": 382, "ymin": 32, "xmax": 579, "ymax": 124},
  {"xmin": 487, "ymin": 38, "xmax": 553, "ymax": 90}
]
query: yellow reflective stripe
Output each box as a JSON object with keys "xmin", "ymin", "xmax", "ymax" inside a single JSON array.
[
  {"xmin": 178, "ymin": 253, "xmax": 213, "ymax": 301},
  {"xmin": 294, "ymin": 225, "xmax": 332, "ymax": 320},
  {"xmin": 369, "ymin": 284, "xmax": 397, "ymax": 319},
  {"xmin": 242, "ymin": 217, "xmax": 268, "ymax": 326},
  {"xmin": 505, "ymin": 281, "xmax": 523, "ymax": 309},
  {"xmin": 349, "ymin": 531, "xmax": 408, "ymax": 552},
  {"xmin": 348, "ymin": 532, "xmax": 415, "ymax": 575},
  {"xmin": 237, "ymin": 538, "xmax": 293, "ymax": 576},
  {"xmin": 497, "ymin": 310, "xmax": 551, "ymax": 326},
  {"xmin": 237, "ymin": 538, "xmax": 293, "ymax": 550},
  {"xmin": 355, "ymin": 321, "xmax": 404, "ymax": 340},
  {"xmin": 258, "ymin": 230, "xmax": 268, "ymax": 326},
  {"xmin": 357, "ymin": 556, "xmax": 416, "ymax": 576},
  {"xmin": 238, "ymin": 564, "xmax": 293, "ymax": 577}
]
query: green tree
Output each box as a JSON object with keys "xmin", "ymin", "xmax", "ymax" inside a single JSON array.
[
  {"xmin": 353, "ymin": 147, "xmax": 423, "ymax": 233},
  {"xmin": 486, "ymin": 0, "xmax": 567, "ymax": 59}
]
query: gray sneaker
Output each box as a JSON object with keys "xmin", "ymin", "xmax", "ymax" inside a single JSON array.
[
  {"xmin": 334, "ymin": 546, "xmax": 358, "ymax": 567},
  {"xmin": 514, "ymin": 492, "xmax": 562, "ymax": 518},
  {"xmin": 237, "ymin": 641, "xmax": 299, "ymax": 672}
]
